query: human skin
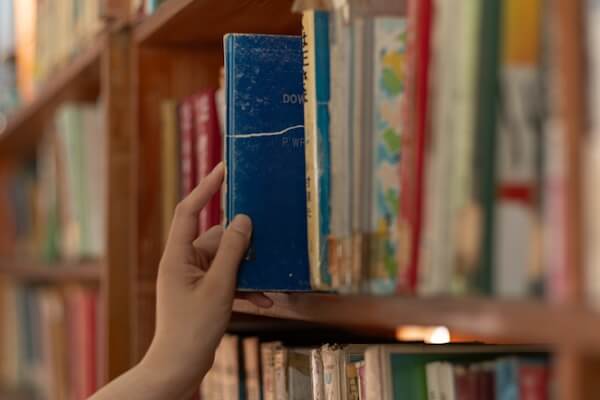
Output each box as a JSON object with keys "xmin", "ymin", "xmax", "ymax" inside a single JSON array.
[{"xmin": 90, "ymin": 163, "xmax": 272, "ymax": 400}]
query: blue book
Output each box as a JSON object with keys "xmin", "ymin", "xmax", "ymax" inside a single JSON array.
[{"xmin": 225, "ymin": 34, "xmax": 311, "ymax": 291}]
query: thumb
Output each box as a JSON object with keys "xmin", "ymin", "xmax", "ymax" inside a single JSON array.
[{"xmin": 203, "ymin": 214, "xmax": 252, "ymax": 295}]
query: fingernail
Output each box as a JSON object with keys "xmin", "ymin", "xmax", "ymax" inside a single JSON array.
[{"xmin": 230, "ymin": 214, "xmax": 252, "ymax": 237}]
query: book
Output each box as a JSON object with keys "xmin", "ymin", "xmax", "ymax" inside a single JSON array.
[
  {"xmin": 225, "ymin": 33, "xmax": 311, "ymax": 291},
  {"xmin": 193, "ymin": 89, "xmax": 222, "ymax": 232},
  {"xmin": 328, "ymin": 9, "xmax": 353, "ymax": 291},
  {"xmin": 302, "ymin": 10, "xmax": 332, "ymax": 289},
  {"xmin": 274, "ymin": 346, "xmax": 289, "ymax": 400},
  {"xmin": 288, "ymin": 350, "xmax": 312, "ymax": 400},
  {"xmin": 321, "ymin": 344, "xmax": 342, "ymax": 400},
  {"xmin": 261, "ymin": 342, "xmax": 281, "ymax": 400},
  {"xmin": 367, "ymin": 17, "xmax": 406, "ymax": 294},
  {"xmin": 310, "ymin": 347, "xmax": 325, "ymax": 400},
  {"xmin": 243, "ymin": 337, "xmax": 262, "ymax": 400},
  {"xmin": 494, "ymin": 0, "xmax": 544, "ymax": 297},
  {"xmin": 160, "ymin": 100, "xmax": 179, "ymax": 244},
  {"xmin": 179, "ymin": 97, "xmax": 197, "ymax": 198},
  {"xmin": 472, "ymin": 0, "xmax": 503, "ymax": 294},
  {"xmin": 397, "ymin": 0, "xmax": 432, "ymax": 293}
]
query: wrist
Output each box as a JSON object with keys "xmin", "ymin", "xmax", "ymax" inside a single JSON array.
[{"xmin": 139, "ymin": 335, "xmax": 213, "ymax": 397}]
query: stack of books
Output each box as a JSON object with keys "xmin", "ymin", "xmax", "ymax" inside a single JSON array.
[
  {"xmin": 200, "ymin": 335, "xmax": 550, "ymax": 400},
  {"xmin": 0, "ymin": 101, "xmax": 106, "ymax": 263},
  {"xmin": 0, "ymin": 277, "xmax": 101, "ymax": 399}
]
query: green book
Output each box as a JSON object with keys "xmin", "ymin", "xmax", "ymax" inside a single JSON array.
[{"xmin": 472, "ymin": 0, "xmax": 503, "ymax": 294}]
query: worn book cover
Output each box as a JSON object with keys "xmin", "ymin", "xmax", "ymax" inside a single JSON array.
[
  {"xmin": 225, "ymin": 34, "xmax": 311, "ymax": 291},
  {"xmin": 303, "ymin": 10, "xmax": 332, "ymax": 289}
]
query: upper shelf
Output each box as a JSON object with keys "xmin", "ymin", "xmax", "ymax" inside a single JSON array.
[
  {"xmin": 233, "ymin": 293, "xmax": 600, "ymax": 352},
  {"xmin": 134, "ymin": 0, "xmax": 301, "ymax": 46},
  {"xmin": 0, "ymin": 33, "xmax": 105, "ymax": 159}
]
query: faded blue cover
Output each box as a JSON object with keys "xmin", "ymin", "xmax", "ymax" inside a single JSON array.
[
  {"xmin": 495, "ymin": 358, "xmax": 519, "ymax": 400},
  {"xmin": 225, "ymin": 34, "xmax": 311, "ymax": 291}
]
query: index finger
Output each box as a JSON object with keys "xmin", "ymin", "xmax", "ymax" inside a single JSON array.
[{"xmin": 167, "ymin": 162, "xmax": 224, "ymax": 246}]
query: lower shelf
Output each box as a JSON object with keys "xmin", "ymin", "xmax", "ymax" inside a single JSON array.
[{"xmin": 233, "ymin": 293, "xmax": 600, "ymax": 352}]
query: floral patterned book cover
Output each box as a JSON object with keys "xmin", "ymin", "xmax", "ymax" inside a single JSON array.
[{"xmin": 367, "ymin": 18, "xmax": 406, "ymax": 294}]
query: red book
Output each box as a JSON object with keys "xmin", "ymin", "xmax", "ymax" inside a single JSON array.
[
  {"xmin": 519, "ymin": 362, "xmax": 550, "ymax": 400},
  {"xmin": 397, "ymin": 0, "xmax": 433, "ymax": 292},
  {"xmin": 193, "ymin": 89, "xmax": 223, "ymax": 233},
  {"xmin": 454, "ymin": 366, "xmax": 477, "ymax": 400},
  {"xmin": 180, "ymin": 98, "xmax": 197, "ymax": 198}
]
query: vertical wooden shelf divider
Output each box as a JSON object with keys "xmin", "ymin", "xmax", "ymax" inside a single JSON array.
[{"xmin": 103, "ymin": 25, "xmax": 136, "ymax": 381}]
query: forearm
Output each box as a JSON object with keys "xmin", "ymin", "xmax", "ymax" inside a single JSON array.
[{"xmin": 89, "ymin": 362, "xmax": 197, "ymax": 400}]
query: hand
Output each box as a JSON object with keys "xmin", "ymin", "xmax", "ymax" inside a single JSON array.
[{"xmin": 140, "ymin": 162, "xmax": 272, "ymax": 398}]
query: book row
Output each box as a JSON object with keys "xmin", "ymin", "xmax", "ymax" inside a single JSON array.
[
  {"xmin": 212, "ymin": 0, "xmax": 598, "ymax": 305},
  {"xmin": 0, "ymin": 0, "xmax": 103, "ymax": 119},
  {"xmin": 201, "ymin": 335, "xmax": 551, "ymax": 400},
  {"xmin": 0, "ymin": 101, "xmax": 106, "ymax": 263},
  {"xmin": 0, "ymin": 278, "xmax": 101, "ymax": 399}
]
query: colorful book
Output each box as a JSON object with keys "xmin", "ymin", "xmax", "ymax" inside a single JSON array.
[
  {"xmin": 302, "ymin": 10, "xmax": 332, "ymax": 289},
  {"xmin": 494, "ymin": 0, "xmax": 544, "ymax": 297},
  {"xmin": 367, "ymin": 17, "xmax": 406, "ymax": 294},
  {"xmin": 225, "ymin": 33, "xmax": 311, "ymax": 291}
]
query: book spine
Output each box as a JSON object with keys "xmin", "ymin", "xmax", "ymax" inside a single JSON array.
[
  {"xmin": 303, "ymin": 11, "xmax": 332, "ymax": 289},
  {"xmin": 364, "ymin": 347, "xmax": 381, "ymax": 400},
  {"xmin": 425, "ymin": 362, "xmax": 441, "ymax": 400},
  {"xmin": 179, "ymin": 99, "xmax": 197, "ymax": 198},
  {"xmin": 261, "ymin": 343, "xmax": 277, "ymax": 400},
  {"xmin": 493, "ymin": 0, "xmax": 543, "ymax": 297},
  {"xmin": 310, "ymin": 348, "xmax": 325, "ymax": 400},
  {"xmin": 322, "ymin": 346, "xmax": 342, "ymax": 400},
  {"xmin": 194, "ymin": 90, "xmax": 221, "ymax": 232},
  {"xmin": 346, "ymin": 362, "xmax": 360, "ymax": 400},
  {"xmin": 243, "ymin": 338, "xmax": 261, "ymax": 400},
  {"xmin": 472, "ymin": 0, "xmax": 503, "ymax": 294},
  {"xmin": 160, "ymin": 100, "xmax": 178, "ymax": 245},
  {"xmin": 274, "ymin": 346, "xmax": 288, "ymax": 400},
  {"xmin": 518, "ymin": 362, "xmax": 549, "ymax": 400}
]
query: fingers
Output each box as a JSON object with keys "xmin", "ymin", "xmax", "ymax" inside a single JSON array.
[
  {"xmin": 236, "ymin": 292, "xmax": 274, "ymax": 309},
  {"xmin": 193, "ymin": 225, "xmax": 224, "ymax": 262},
  {"xmin": 167, "ymin": 163, "xmax": 224, "ymax": 247},
  {"xmin": 202, "ymin": 214, "xmax": 252, "ymax": 295}
]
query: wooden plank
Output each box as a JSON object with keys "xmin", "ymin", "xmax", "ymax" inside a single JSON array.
[
  {"xmin": 0, "ymin": 34, "xmax": 105, "ymax": 159},
  {"xmin": 102, "ymin": 28, "xmax": 136, "ymax": 380},
  {"xmin": 233, "ymin": 293, "xmax": 600, "ymax": 352},
  {"xmin": 134, "ymin": 0, "xmax": 300, "ymax": 45},
  {"xmin": 556, "ymin": 0, "xmax": 585, "ymax": 303},
  {"xmin": 0, "ymin": 259, "xmax": 103, "ymax": 283}
]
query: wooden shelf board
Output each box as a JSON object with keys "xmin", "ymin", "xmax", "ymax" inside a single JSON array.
[
  {"xmin": 134, "ymin": 0, "xmax": 301, "ymax": 46},
  {"xmin": 0, "ymin": 33, "xmax": 106, "ymax": 158},
  {"xmin": 234, "ymin": 293, "xmax": 600, "ymax": 352},
  {"xmin": 0, "ymin": 259, "xmax": 104, "ymax": 283}
]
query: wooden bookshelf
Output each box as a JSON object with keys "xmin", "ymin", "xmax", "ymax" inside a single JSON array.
[
  {"xmin": 0, "ymin": 0, "xmax": 597, "ymax": 398},
  {"xmin": 134, "ymin": 0, "xmax": 300, "ymax": 45},
  {"xmin": 0, "ymin": 259, "xmax": 103, "ymax": 283},
  {"xmin": 0, "ymin": 33, "xmax": 106, "ymax": 159},
  {"xmin": 234, "ymin": 294, "xmax": 600, "ymax": 352}
]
